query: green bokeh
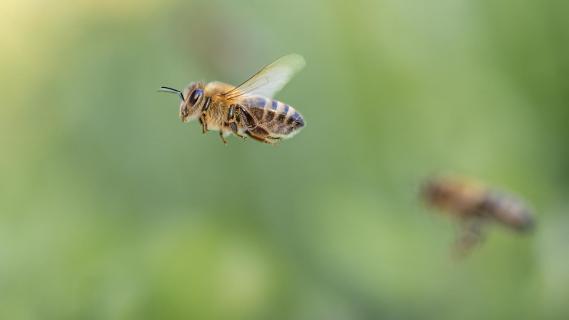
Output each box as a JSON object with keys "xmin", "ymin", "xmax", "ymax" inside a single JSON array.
[{"xmin": 1, "ymin": 0, "xmax": 568, "ymax": 319}]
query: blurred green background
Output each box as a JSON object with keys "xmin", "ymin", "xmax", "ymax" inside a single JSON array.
[{"xmin": 1, "ymin": 0, "xmax": 569, "ymax": 319}]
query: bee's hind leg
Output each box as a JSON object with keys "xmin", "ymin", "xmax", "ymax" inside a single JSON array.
[
  {"xmin": 246, "ymin": 127, "xmax": 277, "ymax": 144},
  {"xmin": 246, "ymin": 132, "xmax": 271, "ymax": 144},
  {"xmin": 266, "ymin": 136, "xmax": 281, "ymax": 144}
]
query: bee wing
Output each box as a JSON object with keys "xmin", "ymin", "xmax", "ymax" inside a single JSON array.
[{"xmin": 223, "ymin": 54, "xmax": 305, "ymax": 99}]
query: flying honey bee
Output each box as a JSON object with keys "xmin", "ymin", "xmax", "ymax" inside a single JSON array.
[
  {"xmin": 421, "ymin": 175, "xmax": 534, "ymax": 256},
  {"xmin": 159, "ymin": 54, "xmax": 306, "ymax": 144}
]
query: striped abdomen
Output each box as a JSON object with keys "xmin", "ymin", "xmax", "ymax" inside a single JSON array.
[
  {"xmin": 481, "ymin": 192, "xmax": 534, "ymax": 232},
  {"xmin": 242, "ymin": 96, "xmax": 305, "ymax": 137}
]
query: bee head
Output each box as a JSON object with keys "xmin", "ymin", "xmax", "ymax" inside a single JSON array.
[{"xmin": 159, "ymin": 82, "xmax": 205, "ymax": 123}]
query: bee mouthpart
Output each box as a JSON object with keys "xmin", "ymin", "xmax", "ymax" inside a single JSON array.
[{"xmin": 158, "ymin": 86, "xmax": 185, "ymax": 102}]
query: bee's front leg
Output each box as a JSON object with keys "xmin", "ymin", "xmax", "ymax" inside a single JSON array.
[{"xmin": 199, "ymin": 116, "xmax": 208, "ymax": 134}]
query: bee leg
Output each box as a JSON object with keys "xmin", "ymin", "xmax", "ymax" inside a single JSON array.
[
  {"xmin": 245, "ymin": 132, "xmax": 269, "ymax": 143},
  {"xmin": 236, "ymin": 106, "xmax": 258, "ymax": 131},
  {"xmin": 262, "ymin": 136, "xmax": 281, "ymax": 145},
  {"xmin": 229, "ymin": 122, "xmax": 246, "ymax": 139},
  {"xmin": 229, "ymin": 108, "xmax": 250, "ymax": 140},
  {"xmin": 246, "ymin": 127, "xmax": 274, "ymax": 144},
  {"xmin": 452, "ymin": 218, "xmax": 484, "ymax": 259},
  {"xmin": 218, "ymin": 131, "xmax": 228, "ymax": 144},
  {"xmin": 199, "ymin": 116, "xmax": 208, "ymax": 134}
]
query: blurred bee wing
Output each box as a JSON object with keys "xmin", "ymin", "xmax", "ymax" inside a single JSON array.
[{"xmin": 223, "ymin": 54, "xmax": 305, "ymax": 99}]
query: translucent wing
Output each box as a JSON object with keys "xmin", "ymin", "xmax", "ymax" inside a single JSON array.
[{"xmin": 223, "ymin": 54, "xmax": 305, "ymax": 99}]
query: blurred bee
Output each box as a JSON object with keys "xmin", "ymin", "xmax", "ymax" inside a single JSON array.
[
  {"xmin": 159, "ymin": 54, "xmax": 306, "ymax": 144},
  {"xmin": 421, "ymin": 175, "xmax": 534, "ymax": 256}
]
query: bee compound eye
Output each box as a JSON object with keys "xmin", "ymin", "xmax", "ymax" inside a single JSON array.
[{"xmin": 189, "ymin": 89, "xmax": 203, "ymax": 105}]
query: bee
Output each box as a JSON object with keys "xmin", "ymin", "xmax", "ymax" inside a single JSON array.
[
  {"xmin": 421, "ymin": 175, "xmax": 534, "ymax": 256},
  {"xmin": 159, "ymin": 54, "xmax": 306, "ymax": 144}
]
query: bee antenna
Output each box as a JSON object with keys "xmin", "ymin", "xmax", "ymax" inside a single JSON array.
[{"xmin": 158, "ymin": 86, "xmax": 185, "ymax": 102}]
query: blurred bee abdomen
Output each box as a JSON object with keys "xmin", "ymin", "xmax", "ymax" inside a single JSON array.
[{"xmin": 481, "ymin": 192, "xmax": 534, "ymax": 232}]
